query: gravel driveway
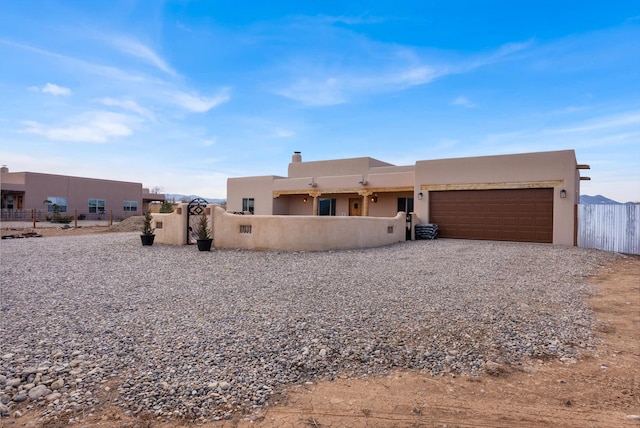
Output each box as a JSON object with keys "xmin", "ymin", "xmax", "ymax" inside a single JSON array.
[{"xmin": 0, "ymin": 233, "xmax": 619, "ymax": 421}]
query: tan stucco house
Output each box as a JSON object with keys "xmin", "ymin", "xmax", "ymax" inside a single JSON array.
[
  {"xmin": 227, "ymin": 150, "xmax": 590, "ymax": 245},
  {"xmin": 0, "ymin": 166, "xmax": 164, "ymax": 221}
]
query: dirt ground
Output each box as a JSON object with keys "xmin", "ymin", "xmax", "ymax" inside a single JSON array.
[{"xmin": 1, "ymin": 229, "xmax": 638, "ymax": 428}]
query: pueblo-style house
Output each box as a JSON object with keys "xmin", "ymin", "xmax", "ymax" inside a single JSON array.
[{"xmin": 227, "ymin": 150, "xmax": 590, "ymax": 246}]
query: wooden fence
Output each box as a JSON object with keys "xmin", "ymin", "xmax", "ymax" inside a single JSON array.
[{"xmin": 577, "ymin": 204, "xmax": 640, "ymax": 255}]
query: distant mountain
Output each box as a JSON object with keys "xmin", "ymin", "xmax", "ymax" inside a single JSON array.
[
  {"xmin": 580, "ymin": 195, "xmax": 625, "ymax": 205},
  {"xmin": 164, "ymin": 194, "xmax": 226, "ymax": 204}
]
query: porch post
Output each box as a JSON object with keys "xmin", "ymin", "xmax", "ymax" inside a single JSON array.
[{"xmin": 310, "ymin": 191, "xmax": 321, "ymax": 216}]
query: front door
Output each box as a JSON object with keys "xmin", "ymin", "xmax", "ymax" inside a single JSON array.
[{"xmin": 349, "ymin": 198, "xmax": 362, "ymax": 216}]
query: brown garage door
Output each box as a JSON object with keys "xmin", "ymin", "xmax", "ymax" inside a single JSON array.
[{"xmin": 429, "ymin": 188, "xmax": 553, "ymax": 243}]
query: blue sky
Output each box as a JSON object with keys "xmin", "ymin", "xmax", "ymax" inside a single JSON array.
[{"xmin": 1, "ymin": 1, "xmax": 639, "ymax": 202}]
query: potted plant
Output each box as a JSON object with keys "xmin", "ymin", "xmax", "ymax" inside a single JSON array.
[
  {"xmin": 194, "ymin": 213, "xmax": 212, "ymax": 251},
  {"xmin": 140, "ymin": 211, "xmax": 155, "ymax": 246}
]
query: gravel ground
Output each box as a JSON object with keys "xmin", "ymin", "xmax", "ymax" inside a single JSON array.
[{"xmin": 0, "ymin": 233, "xmax": 620, "ymax": 422}]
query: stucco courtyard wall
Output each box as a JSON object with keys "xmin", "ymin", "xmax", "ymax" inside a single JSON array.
[
  {"xmin": 151, "ymin": 206, "xmax": 189, "ymax": 245},
  {"xmin": 212, "ymin": 206, "xmax": 406, "ymax": 251}
]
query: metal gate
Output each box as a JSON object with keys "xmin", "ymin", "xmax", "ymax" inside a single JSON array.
[{"xmin": 186, "ymin": 198, "xmax": 208, "ymax": 244}]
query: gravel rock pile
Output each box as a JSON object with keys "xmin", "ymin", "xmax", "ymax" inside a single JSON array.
[
  {"xmin": 108, "ymin": 216, "xmax": 145, "ymax": 233},
  {"xmin": 0, "ymin": 234, "xmax": 619, "ymax": 422}
]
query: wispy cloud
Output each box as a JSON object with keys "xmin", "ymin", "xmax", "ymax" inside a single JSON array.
[
  {"xmin": 170, "ymin": 89, "xmax": 231, "ymax": 112},
  {"xmin": 318, "ymin": 14, "xmax": 387, "ymax": 25},
  {"xmin": 28, "ymin": 83, "xmax": 72, "ymax": 96},
  {"xmin": 276, "ymin": 77, "xmax": 345, "ymax": 106},
  {"xmin": 450, "ymin": 96, "xmax": 476, "ymax": 108},
  {"xmin": 21, "ymin": 111, "xmax": 140, "ymax": 143},
  {"xmin": 95, "ymin": 97, "xmax": 156, "ymax": 121},
  {"xmin": 272, "ymin": 127, "xmax": 294, "ymax": 138},
  {"xmin": 544, "ymin": 111, "xmax": 640, "ymax": 134},
  {"xmin": 3, "ymin": 38, "xmax": 147, "ymax": 83},
  {"xmin": 109, "ymin": 36, "xmax": 178, "ymax": 77},
  {"xmin": 273, "ymin": 23, "xmax": 530, "ymax": 106}
]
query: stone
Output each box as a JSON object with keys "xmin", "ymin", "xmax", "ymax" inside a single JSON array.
[
  {"xmin": 485, "ymin": 361, "xmax": 510, "ymax": 376},
  {"xmin": 5, "ymin": 379, "xmax": 20, "ymax": 388},
  {"xmin": 12, "ymin": 393, "xmax": 27, "ymax": 402},
  {"xmin": 27, "ymin": 385, "xmax": 51, "ymax": 400},
  {"xmin": 46, "ymin": 392, "xmax": 62, "ymax": 401},
  {"xmin": 50, "ymin": 379, "xmax": 64, "ymax": 390}
]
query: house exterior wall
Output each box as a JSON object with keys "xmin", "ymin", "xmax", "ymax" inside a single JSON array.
[
  {"xmin": 226, "ymin": 149, "xmax": 583, "ymax": 246},
  {"xmin": 414, "ymin": 150, "xmax": 579, "ymax": 245},
  {"xmin": 1, "ymin": 168, "xmax": 164, "ymax": 219},
  {"xmin": 288, "ymin": 156, "xmax": 393, "ymax": 179},
  {"xmin": 226, "ymin": 176, "xmax": 282, "ymax": 215}
]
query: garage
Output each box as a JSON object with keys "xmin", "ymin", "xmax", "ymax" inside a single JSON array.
[{"xmin": 429, "ymin": 188, "xmax": 554, "ymax": 243}]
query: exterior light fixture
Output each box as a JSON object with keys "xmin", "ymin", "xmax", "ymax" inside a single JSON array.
[
  {"xmin": 303, "ymin": 197, "xmax": 308, "ymax": 203},
  {"xmin": 370, "ymin": 194, "xmax": 378, "ymax": 203},
  {"xmin": 560, "ymin": 189, "xmax": 567, "ymax": 199},
  {"xmin": 418, "ymin": 192, "xmax": 423, "ymax": 200}
]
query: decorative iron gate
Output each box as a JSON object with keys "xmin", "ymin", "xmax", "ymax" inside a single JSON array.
[{"xmin": 187, "ymin": 198, "xmax": 208, "ymax": 244}]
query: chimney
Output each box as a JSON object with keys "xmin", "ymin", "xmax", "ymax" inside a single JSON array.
[
  {"xmin": 292, "ymin": 151, "xmax": 302, "ymax": 163},
  {"xmin": 0, "ymin": 166, "xmax": 8, "ymax": 174}
]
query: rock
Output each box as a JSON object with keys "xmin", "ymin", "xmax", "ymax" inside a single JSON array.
[
  {"xmin": 0, "ymin": 403, "xmax": 9, "ymax": 417},
  {"xmin": 46, "ymin": 392, "xmax": 62, "ymax": 401},
  {"xmin": 50, "ymin": 379, "xmax": 64, "ymax": 390},
  {"xmin": 219, "ymin": 382, "xmax": 231, "ymax": 391},
  {"xmin": 626, "ymin": 415, "xmax": 640, "ymax": 421},
  {"xmin": 21, "ymin": 367, "xmax": 39, "ymax": 377},
  {"xmin": 12, "ymin": 393, "xmax": 27, "ymax": 402},
  {"xmin": 484, "ymin": 361, "xmax": 510, "ymax": 377},
  {"xmin": 5, "ymin": 379, "xmax": 20, "ymax": 388},
  {"xmin": 27, "ymin": 385, "xmax": 51, "ymax": 400}
]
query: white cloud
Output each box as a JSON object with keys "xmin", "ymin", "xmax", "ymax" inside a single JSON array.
[
  {"xmin": 95, "ymin": 97, "xmax": 155, "ymax": 121},
  {"xmin": 545, "ymin": 111, "xmax": 640, "ymax": 134},
  {"xmin": 21, "ymin": 111, "xmax": 139, "ymax": 143},
  {"xmin": 109, "ymin": 36, "xmax": 178, "ymax": 77},
  {"xmin": 273, "ymin": 128, "xmax": 294, "ymax": 138},
  {"xmin": 276, "ymin": 77, "xmax": 345, "ymax": 106},
  {"xmin": 28, "ymin": 83, "xmax": 71, "ymax": 96},
  {"xmin": 274, "ymin": 37, "xmax": 526, "ymax": 106},
  {"xmin": 450, "ymin": 96, "xmax": 477, "ymax": 108},
  {"xmin": 171, "ymin": 89, "xmax": 231, "ymax": 112}
]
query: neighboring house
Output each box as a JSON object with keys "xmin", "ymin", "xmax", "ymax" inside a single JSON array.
[
  {"xmin": 227, "ymin": 150, "xmax": 590, "ymax": 246},
  {"xmin": 0, "ymin": 166, "xmax": 164, "ymax": 220}
]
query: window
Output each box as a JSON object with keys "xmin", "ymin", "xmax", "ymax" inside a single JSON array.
[
  {"xmin": 397, "ymin": 197, "xmax": 414, "ymax": 213},
  {"xmin": 242, "ymin": 198, "xmax": 254, "ymax": 214},
  {"xmin": 318, "ymin": 198, "xmax": 337, "ymax": 216},
  {"xmin": 89, "ymin": 199, "xmax": 106, "ymax": 214},
  {"xmin": 46, "ymin": 197, "xmax": 68, "ymax": 213},
  {"xmin": 123, "ymin": 201, "xmax": 138, "ymax": 212}
]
